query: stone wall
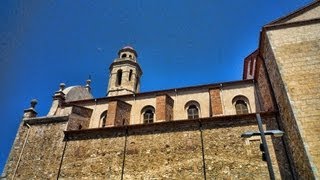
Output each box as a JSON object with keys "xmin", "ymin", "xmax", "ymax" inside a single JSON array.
[
  {"xmin": 263, "ymin": 21, "xmax": 320, "ymax": 178},
  {"xmin": 60, "ymin": 130, "xmax": 126, "ymax": 179},
  {"xmin": 3, "ymin": 113, "xmax": 293, "ymax": 179},
  {"xmin": 202, "ymin": 114, "xmax": 292, "ymax": 179},
  {"xmin": 3, "ymin": 119, "xmax": 67, "ymax": 179}
]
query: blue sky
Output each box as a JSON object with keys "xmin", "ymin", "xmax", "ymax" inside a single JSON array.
[{"xmin": 0, "ymin": 0, "xmax": 313, "ymax": 173}]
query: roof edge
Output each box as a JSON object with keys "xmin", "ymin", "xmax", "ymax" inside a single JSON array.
[
  {"xmin": 66, "ymin": 79, "xmax": 255, "ymax": 104},
  {"xmin": 266, "ymin": 0, "xmax": 320, "ymax": 26}
]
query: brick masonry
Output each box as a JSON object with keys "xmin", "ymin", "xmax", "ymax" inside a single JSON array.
[
  {"xmin": 106, "ymin": 100, "xmax": 132, "ymax": 126},
  {"xmin": 253, "ymin": 53, "xmax": 275, "ymax": 112},
  {"xmin": 67, "ymin": 106, "xmax": 93, "ymax": 130},
  {"xmin": 209, "ymin": 88, "xmax": 223, "ymax": 115},
  {"xmin": 156, "ymin": 94, "xmax": 174, "ymax": 121}
]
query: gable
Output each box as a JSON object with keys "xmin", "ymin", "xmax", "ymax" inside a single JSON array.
[{"xmin": 267, "ymin": 1, "xmax": 320, "ymax": 25}]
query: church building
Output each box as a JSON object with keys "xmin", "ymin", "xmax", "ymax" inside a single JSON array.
[{"xmin": 2, "ymin": 1, "xmax": 320, "ymax": 179}]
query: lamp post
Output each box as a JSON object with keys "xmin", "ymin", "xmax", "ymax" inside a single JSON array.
[{"xmin": 241, "ymin": 113, "xmax": 284, "ymax": 180}]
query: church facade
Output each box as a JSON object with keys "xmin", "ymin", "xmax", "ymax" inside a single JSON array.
[{"xmin": 2, "ymin": 1, "xmax": 320, "ymax": 179}]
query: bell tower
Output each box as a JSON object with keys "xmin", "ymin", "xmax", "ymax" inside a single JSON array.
[{"xmin": 107, "ymin": 46, "xmax": 142, "ymax": 97}]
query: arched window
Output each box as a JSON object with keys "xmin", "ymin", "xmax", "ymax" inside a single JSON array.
[
  {"xmin": 188, "ymin": 105, "xmax": 199, "ymax": 119},
  {"xmin": 144, "ymin": 110, "xmax": 154, "ymax": 123},
  {"xmin": 129, "ymin": 54, "xmax": 132, "ymax": 58},
  {"xmin": 185, "ymin": 100, "xmax": 201, "ymax": 119},
  {"xmin": 116, "ymin": 69, "xmax": 122, "ymax": 86},
  {"xmin": 129, "ymin": 69, "xmax": 133, "ymax": 81},
  {"xmin": 232, "ymin": 95, "xmax": 250, "ymax": 115},
  {"xmin": 121, "ymin": 53, "xmax": 127, "ymax": 58},
  {"xmin": 100, "ymin": 111, "xmax": 108, "ymax": 127},
  {"xmin": 235, "ymin": 100, "xmax": 248, "ymax": 114},
  {"xmin": 141, "ymin": 106, "xmax": 155, "ymax": 124}
]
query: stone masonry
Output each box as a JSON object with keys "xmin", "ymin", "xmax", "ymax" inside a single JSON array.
[
  {"xmin": 3, "ymin": 113, "xmax": 292, "ymax": 179},
  {"xmin": 262, "ymin": 19, "xmax": 320, "ymax": 178}
]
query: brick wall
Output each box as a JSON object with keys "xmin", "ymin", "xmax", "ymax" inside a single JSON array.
[
  {"xmin": 106, "ymin": 100, "xmax": 132, "ymax": 126},
  {"xmin": 156, "ymin": 94, "xmax": 174, "ymax": 121},
  {"xmin": 209, "ymin": 88, "xmax": 223, "ymax": 115},
  {"xmin": 254, "ymin": 54, "xmax": 275, "ymax": 112},
  {"xmin": 67, "ymin": 106, "xmax": 93, "ymax": 130}
]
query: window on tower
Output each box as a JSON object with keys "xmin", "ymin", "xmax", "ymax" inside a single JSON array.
[
  {"xmin": 135, "ymin": 76, "xmax": 140, "ymax": 91},
  {"xmin": 121, "ymin": 53, "xmax": 127, "ymax": 58},
  {"xmin": 100, "ymin": 110, "xmax": 108, "ymax": 127},
  {"xmin": 129, "ymin": 69, "xmax": 133, "ymax": 81},
  {"xmin": 116, "ymin": 69, "xmax": 122, "ymax": 86}
]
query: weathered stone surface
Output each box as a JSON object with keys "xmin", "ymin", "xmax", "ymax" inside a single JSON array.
[
  {"xmin": 3, "ymin": 122, "xmax": 67, "ymax": 179},
  {"xmin": 263, "ymin": 21, "xmax": 320, "ymax": 178},
  {"xmin": 124, "ymin": 121, "xmax": 203, "ymax": 179},
  {"xmin": 60, "ymin": 131, "xmax": 125, "ymax": 179},
  {"xmin": 3, "ymin": 113, "xmax": 293, "ymax": 179},
  {"xmin": 202, "ymin": 115, "xmax": 291, "ymax": 179}
]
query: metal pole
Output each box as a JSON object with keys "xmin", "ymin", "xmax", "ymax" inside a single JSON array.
[{"xmin": 256, "ymin": 113, "xmax": 275, "ymax": 180}]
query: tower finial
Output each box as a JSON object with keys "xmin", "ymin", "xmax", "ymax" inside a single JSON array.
[
  {"xmin": 59, "ymin": 83, "xmax": 66, "ymax": 92},
  {"xmin": 30, "ymin": 99, "xmax": 38, "ymax": 109},
  {"xmin": 86, "ymin": 75, "xmax": 92, "ymax": 92},
  {"xmin": 23, "ymin": 99, "xmax": 38, "ymax": 118}
]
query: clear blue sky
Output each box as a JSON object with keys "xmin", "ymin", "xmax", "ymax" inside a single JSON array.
[{"xmin": 0, "ymin": 0, "xmax": 313, "ymax": 173}]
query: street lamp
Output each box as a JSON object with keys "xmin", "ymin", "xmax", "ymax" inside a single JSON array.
[
  {"xmin": 241, "ymin": 130, "xmax": 284, "ymax": 138},
  {"xmin": 241, "ymin": 114, "xmax": 284, "ymax": 180}
]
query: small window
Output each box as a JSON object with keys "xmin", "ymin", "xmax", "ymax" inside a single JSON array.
[
  {"xmin": 141, "ymin": 106, "xmax": 155, "ymax": 124},
  {"xmin": 116, "ymin": 69, "xmax": 122, "ymax": 86},
  {"xmin": 129, "ymin": 70, "xmax": 133, "ymax": 81},
  {"xmin": 235, "ymin": 100, "xmax": 248, "ymax": 114},
  {"xmin": 188, "ymin": 105, "xmax": 199, "ymax": 119},
  {"xmin": 232, "ymin": 95, "xmax": 250, "ymax": 115},
  {"xmin": 100, "ymin": 111, "xmax": 108, "ymax": 127},
  {"xmin": 185, "ymin": 100, "xmax": 201, "ymax": 119},
  {"xmin": 121, "ymin": 53, "xmax": 127, "ymax": 58},
  {"xmin": 129, "ymin": 54, "xmax": 132, "ymax": 58},
  {"xmin": 144, "ymin": 110, "xmax": 154, "ymax": 123},
  {"xmin": 135, "ymin": 76, "xmax": 140, "ymax": 91}
]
